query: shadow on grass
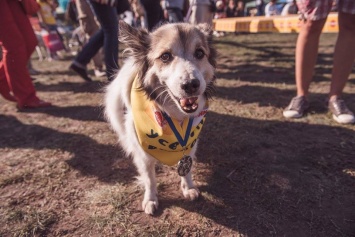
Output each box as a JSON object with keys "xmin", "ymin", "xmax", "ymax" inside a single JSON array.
[
  {"xmin": 157, "ymin": 111, "xmax": 355, "ymax": 236},
  {"xmin": 21, "ymin": 105, "xmax": 106, "ymax": 122},
  {"xmin": 0, "ymin": 115, "xmax": 134, "ymax": 183},
  {"xmin": 214, "ymin": 35, "xmax": 354, "ymax": 84},
  {"xmin": 35, "ymin": 81, "xmax": 107, "ymax": 93},
  {"xmin": 213, "ymin": 84, "xmax": 355, "ymax": 111},
  {"xmin": 1, "ymin": 109, "xmax": 354, "ymax": 236}
]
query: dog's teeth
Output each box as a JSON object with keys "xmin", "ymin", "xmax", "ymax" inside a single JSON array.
[
  {"xmin": 180, "ymin": 97, "xmax": 198, "ymax": 113},
  {"xmin": 180, "ymin": 97, "xmax": 198, "ymax": 106},
  {"xmin": 180, "ymin": 98, "xmax": 188, "ymax": 107}
]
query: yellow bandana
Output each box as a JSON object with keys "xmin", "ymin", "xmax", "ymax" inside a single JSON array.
[{"xmin": 131, "ymin": 76, "xmax": 207, "ymax": 166}]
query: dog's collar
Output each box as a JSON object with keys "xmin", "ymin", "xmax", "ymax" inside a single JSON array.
[{"xmin": 131, "ymin": 76, "xmax": 207, "ymax": 166}]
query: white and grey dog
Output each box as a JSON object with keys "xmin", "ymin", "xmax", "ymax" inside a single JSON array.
[{"xmin": 105, "ymin": 21, "xmax": 216, "ymax": 215}]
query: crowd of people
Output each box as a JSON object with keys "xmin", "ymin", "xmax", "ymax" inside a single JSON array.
[
  {"xmin": 213, "ymin": 0, "xmax": 298, "ymax": 19},
  {"xmin": 0, "ymin": 0, "xmax": 354, "ymax": 124}
]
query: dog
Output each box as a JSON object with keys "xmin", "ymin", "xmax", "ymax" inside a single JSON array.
[{"xmin": 105, "ymin": 21, "xmax": 217, "ymax": 215}]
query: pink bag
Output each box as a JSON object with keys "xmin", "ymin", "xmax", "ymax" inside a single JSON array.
[{"xmin": 42, "ymin": 31, "xmax": 65, "ymax": 53}]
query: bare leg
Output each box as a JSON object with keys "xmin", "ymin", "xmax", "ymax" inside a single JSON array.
[
  {"xmin": 329, "ymin": 12, "xmax": 355, "ymax": 100},
  {"xmin": 295, "ymin": 18, "xmax": 327, "ymax": 97}
]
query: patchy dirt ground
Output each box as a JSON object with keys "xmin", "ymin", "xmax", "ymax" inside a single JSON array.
[{"xmin": 1, "ymin": 32, "xmax": 355, "ymax": 237}]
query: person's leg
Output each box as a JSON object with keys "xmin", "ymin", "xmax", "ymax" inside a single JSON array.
[
  {"xmin": 283, "ymin": 0, "xmax": 332, "ymax": 118},
  {"xmin": 90, "ymin": 2, "xmax": 118, "ymax": 80},
  {"xmin": 283, "ymin": 19, "xmax": 326, "ymax": 118},
  {"xmin": 73, "ymin": 29, "xmax": 104, "ymax": 67},
  {"xmin": 140, "ymin": 0, "xmax": 164, "ymax": 31},
  {"xmin": 326, "ymin": 11, "xmax": 355, "ymax": 124},
  {"xmin": 0, "ymin": 0, "xmax": 50, "ymax": 108},
  {"xmin": 77, "ymin": 0, "xmax": 105, "ymax": 73},
  {"xmin": 329, "ymin": 12, "xmax": 355, "ymax": 99},
  {"xmin": 167, "ymin": 8, "xmax": 184, "ymax": 23},
  {"xmin": 295, "ymin": 18, "xmax": 327, "ymax": 97},
  {"xmin": 71, "ymin": 24, "xmax": 104, "ymax": 81},
  {"xmin": 190, "ymin": 4, "xmax": 213, "ymax": 25},
  {"xmin": 0, "ymin": 62, "xmax": 16, "ymax": 102},
  {"xmin": 83, "ymin": 17, "xmax": 105, "ymax": 73}
]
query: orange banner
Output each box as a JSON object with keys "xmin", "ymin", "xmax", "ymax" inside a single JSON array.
[{"xmin": 213, "ymin": 13, "xmax": 338, "ymax": 33}]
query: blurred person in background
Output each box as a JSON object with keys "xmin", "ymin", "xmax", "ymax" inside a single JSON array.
[
  {"xmin": 129, "ymin": 0, "xmax": 148, "ymax": 28},
  {"xmin": 188, "ymin": 0, "xmax": 214, "ymax": 25},
  {"xmin": 0, "ymin": 0, "xmax": 51, "ymax": 109},
  {"xmin": 214, "ymin": 0, "xmax": 226, "ymax": 19},
  {"xmin": 140, "ymin": 0, "xmax": 164, "ymax": 30},
  {"xmin": 256, "ymin": 0, "xmax": 265, "ymax": 16},
  {"xmin": 265, "ymin": 0, "xmax": 280, "ymax": 16},
  {"xmin": 37, "ymin": 0, "xmax": 65, "ymax": 60},
  {"xmin": 225, "ymin": 0, "xmax": 237, "ymax": 17},
  {"xmin": 235, "ymin": 0, "xmax": 244, "ymax": 17},
  {"xmin": 281, "ymin": 0, "xmax": 298, "ymax": 16},
  {"xmin": 70, "ymin": 0, "xmax": 118, "ymax": 81},
  {"xmin": 74, "ymin": 0, "xmax": 106, "ymax": 77},
  {"xmin": 162, "ymin": 0, "xmax": 189, "ymax": 23}
]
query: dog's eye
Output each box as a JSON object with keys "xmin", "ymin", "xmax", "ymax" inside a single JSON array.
[
  {"xmin": 194, "ymin": 49, "xmax": 205, "ymax": 59},
  {"xmin": 160, "ymin": 52, "xmax": 172, "ymax": 63}
]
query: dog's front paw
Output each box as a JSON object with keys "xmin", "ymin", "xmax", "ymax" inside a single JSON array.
[
  {"xmin": 142, "ymin": 199, "xmax": 159, "ymax": 215},
  {"xmin": 182, "ymin": 187, "xmax": 200, "ymax": 201}
]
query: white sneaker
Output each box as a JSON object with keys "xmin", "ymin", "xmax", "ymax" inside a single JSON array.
[
  {"xmin": 283, "ymin": 96, "xmax": 309, "ymax": 118},
  {"xmin": 328, "ymin": 98, "xmax": 355, "ymax": 124}
]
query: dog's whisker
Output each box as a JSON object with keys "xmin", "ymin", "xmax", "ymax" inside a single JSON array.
[
  {"xmin": 162, "ymin": 91, "xmax": 171, "ymax": 107},
  {"xmin": 154, "ymin": 88, "xmax": 167, "ymax": 99},
  {"xmin": 155, "ymin": 89, "xmax": 169, "ymax": 105},
  {"xmin": 148, "ymin": 85, "xmax": 166, "ymax": 98}
]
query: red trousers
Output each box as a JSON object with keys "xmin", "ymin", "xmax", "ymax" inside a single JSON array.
[{"xmin": 0, "ymin": 0, "xmax": 39, "ymax": 106}]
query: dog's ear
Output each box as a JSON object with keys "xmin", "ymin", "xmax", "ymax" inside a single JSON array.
[
  {"xmin": 119, "ymin": 20, "xmax": 151, "ymax": 80},
  {"xmin": 195, "ymin": 23, "xmax": 217, "ymax": 69},
  {"xmin": 119, "ymin": 20, "xmax": 150, "ymax": 59}
]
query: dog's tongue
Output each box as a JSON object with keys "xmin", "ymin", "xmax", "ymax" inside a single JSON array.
[{"xmin": 180, "ymin": 97, "xmax": 198, "ymax": 107}]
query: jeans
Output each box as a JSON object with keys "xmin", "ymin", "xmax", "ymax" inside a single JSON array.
[
  {"xmin": 74, "ymin": 1, "xmax": 118, "ymax": 80},
  {"xmin": 167, "ymin": 8, "xmax": 184, "ymax": 23},
  {"xmin": 140, "ymin": 0, "xmax": 164, "ymax": 31}
]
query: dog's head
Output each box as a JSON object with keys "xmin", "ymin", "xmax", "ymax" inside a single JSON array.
[{"xmin": 120, "ymin": 21, "xmax": 217, "ymax": 117}]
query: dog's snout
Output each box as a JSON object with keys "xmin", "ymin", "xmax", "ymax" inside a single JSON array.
[{"xmin": 181, "ymin": 79, "xmax": 200, "ymax": 94}]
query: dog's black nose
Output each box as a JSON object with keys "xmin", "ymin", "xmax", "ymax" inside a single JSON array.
[{"xmin": 181, "ymin": 79, "xmax": 200, "ymax": 94}]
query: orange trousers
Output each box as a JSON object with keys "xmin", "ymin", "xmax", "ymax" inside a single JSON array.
[{"xmin": 0, "ymin": 0, "xmax": 39, "ymax": 106}]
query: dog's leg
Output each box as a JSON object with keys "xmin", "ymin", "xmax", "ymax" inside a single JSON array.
[
  {"xmin": 181, "ymin": 169, "xmax": 200, "ymax": 201},
  {"xmin": 134, "ymin": 155, "xmax": 158, "ymax": 215}
]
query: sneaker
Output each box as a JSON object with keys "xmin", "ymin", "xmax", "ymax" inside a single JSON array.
[
  {"xmin": 94, "ymin": 69, "xmax": 106, "ymax": 78},
  {"xmin": 283, "ymin": 96, "xmax": 309, "ymax": 118},
  {"xmin": 328, "ymin": 98, "xmax": 355, "ymax": 124},
  {"xmin": 70, "ymin": 63, "xmax": 92, "ymax": 82}
]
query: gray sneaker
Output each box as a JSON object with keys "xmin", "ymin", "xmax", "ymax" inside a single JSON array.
[
  {"xmin": 328, "ymin": 98, "xmax": 355, "ymax": 124},
  {"xmin": 283, "ymin": 96, "xmax": 309, "ymax": 118}
]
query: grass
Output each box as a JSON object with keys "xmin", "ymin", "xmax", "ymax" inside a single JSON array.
[{"xmin": 3, "ymin": 208, "xmax": 57, "ymax": 237}]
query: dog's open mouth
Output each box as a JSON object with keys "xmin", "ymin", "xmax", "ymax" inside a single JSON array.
[{"xmin": 179, "ymin": 97, "xmax": 198, "ymax": 113}]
